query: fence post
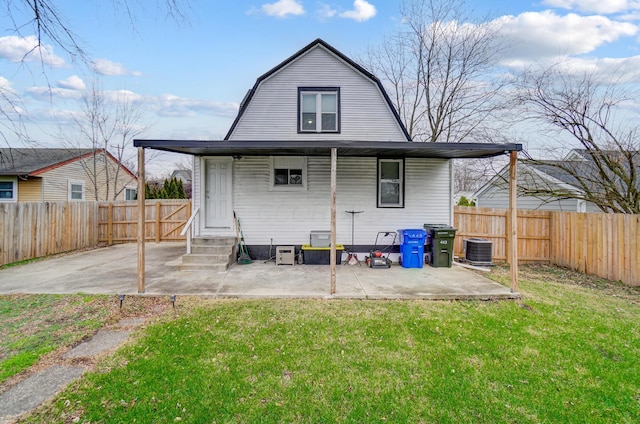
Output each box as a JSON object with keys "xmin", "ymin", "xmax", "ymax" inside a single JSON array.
[
  {"xmin": 508, "ymin": 150, "xmax": 519, "ymax": 292},
  {"xmin": 155, "ymin": 201, "xmax": 161, "ymax": 243},
  {"xmin": 107, "ymin": 203, "xmax": 113, "ymax": 245}
]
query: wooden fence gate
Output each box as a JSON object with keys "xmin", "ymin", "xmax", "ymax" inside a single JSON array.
[{"xmin": 98, "ymin": 200, "xmax": 191, "ymax": 244}]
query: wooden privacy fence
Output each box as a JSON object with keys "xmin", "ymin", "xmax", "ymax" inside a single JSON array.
[
  {"xmin": 551, "ymin": 212, "xmax": 640, "ymax": 287},
  {"xmin": 97, "ymin": 200, "xmax": 191, "ymax": 244},
  {"xmin": 0, "ymin": 200, "xmax": 190, "ymax": 266},
  {"xmin": 0, "ymin": 201, "xmax": 99, "ymax": 266},
  {"xmin": 454, "ymin": 206, "xmax": 551, "ymax": 263},
  {"xmin": 454, "ymin": 206, "xmax": 640, "ymax": 287}
]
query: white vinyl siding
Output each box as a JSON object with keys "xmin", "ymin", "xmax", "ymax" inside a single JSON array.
[
  {"xmin": 231, "ymin": 156, "xmax": 450, "ymax": 246},
  {"xmin": 228, "ymin": 46, "xmax": 407, "ymax": 142}
]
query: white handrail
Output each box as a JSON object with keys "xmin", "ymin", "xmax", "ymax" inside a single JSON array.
[{"xmin": 181, "ymin": 207, "xmax": 200, "ymax": 254}]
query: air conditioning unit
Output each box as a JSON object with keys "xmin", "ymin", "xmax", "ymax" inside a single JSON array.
[{"xmin": 464, "ymin": 238, "xmax": 493, "ymax": 265}]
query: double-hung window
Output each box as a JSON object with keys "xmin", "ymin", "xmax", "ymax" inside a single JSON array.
[
  {"xmin": 68, "ymin": 180, "xmax": 85, "ymax": 201},
  {"xmin": 377, "ymin": 159, "xmax": 404, "ymax": 208},
  {"xmin": 125, "ymin": 187, "xmax": 137, "ymax": 200},
  {"xmin": 298, "ymin": 87, "xmax": 340, "ymax": 133},
  {"xmin": 0, "ymin": 178, "xmax": 16, "ymax": 202}
]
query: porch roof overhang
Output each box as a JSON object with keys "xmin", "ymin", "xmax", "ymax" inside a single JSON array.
[{"xmin": 133, "ymin": 139, "xmax": 522, "ymax": 159}]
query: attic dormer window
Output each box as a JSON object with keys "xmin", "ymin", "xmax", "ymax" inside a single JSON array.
[{"xmin": 298, "ymin": 87, "xmax": 340, "ymax": 133}]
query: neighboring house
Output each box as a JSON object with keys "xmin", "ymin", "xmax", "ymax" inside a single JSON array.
[
  {"xmin": 170, "ymin": 169, "xmax": 191, "ymax": 185},
  {"xmin": 475, "ymin": 150, "xmax": 609, "ymax": 212},
  {"xmin": 0, "ymin": 148, "xmax": 137, "ymax": 203},
  {"xmin": 135, "ymin": 39, "xmax": 520, "ymax": 259}
]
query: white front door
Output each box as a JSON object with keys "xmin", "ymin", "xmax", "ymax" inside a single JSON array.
[{"xmin": 204, "ymin": 158, "xmax": 232, "ymax": 228}]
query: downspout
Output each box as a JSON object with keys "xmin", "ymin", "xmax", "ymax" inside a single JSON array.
[{"xmin": 449, "ymin": 160, "xmax": 454, "ymax": 225}]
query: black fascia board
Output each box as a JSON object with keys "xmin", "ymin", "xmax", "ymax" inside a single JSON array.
[{"xmin": 133, "ymin": 139, "xmax": 522, "ymax": 159}]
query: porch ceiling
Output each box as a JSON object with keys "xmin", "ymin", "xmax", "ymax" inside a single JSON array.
[{"xmin": 133, "ymin": 139, "xmax": 522, "ymax": 159}]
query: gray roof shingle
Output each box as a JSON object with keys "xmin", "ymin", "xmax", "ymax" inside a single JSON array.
[{"xmin": 0, "ymin": 148, "xmax": 100, "ymax": 175}]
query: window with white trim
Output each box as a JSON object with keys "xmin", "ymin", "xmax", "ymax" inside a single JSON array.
[
  {"xmin": 271, "ymin": 156, "xmax": 307, "ymax": 190},
  {"xmin": 68, "ymin": 180, "xmax": 85, "ymax": 201},
  {"xmin": 0, "ymin": 178, "xmax": 17, "ymax": 202},
  {"xmin": 298, "ymin": 87, "xmax": 340, "ymax": 133},
  {"xmin": 377, "ymin": 159, "xmax": 404, "ymax": 208},
  {"xmin": 125, "ymin": 187, "xmax": 137, "ymax": 200}
]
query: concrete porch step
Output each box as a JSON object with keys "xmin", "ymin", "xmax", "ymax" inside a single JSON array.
[
  {"xmin": 179, "ymin": 236, "xmax": 238, "ymax": 272},
  {"xmin": 191, "ymin": 244, "xmax": 235, "ymax": 255},
  {"xmin": 178, "ymin": 262, "xmax": 229, "ymax": 272},
  {"xmin": 181, "ymin": 253, "xmax": 233, "ymax": 265},
  {"xmin": 192, "ymin": 237, "xmax": 237, "ymax": 246}
]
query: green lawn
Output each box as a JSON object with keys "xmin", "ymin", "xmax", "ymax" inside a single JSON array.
[
  {"xmin": 0, "ymin": 295, "xmax": 113, "ymax": 384},
  {"xmin": 17, "ymin": 265, "xmax": 639, "ymax": 423}
]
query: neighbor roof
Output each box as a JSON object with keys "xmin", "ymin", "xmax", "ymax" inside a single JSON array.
[{"xmin": 0, "ymin": 148, "xmax": 136, "ymax": 177}]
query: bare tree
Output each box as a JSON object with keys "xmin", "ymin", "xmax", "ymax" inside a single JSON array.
[
  {"xmin": 365, "ymin": 0, "xmax": 509, "ymax": 143},
  {"xmin": 514, "ymin": 65, "xmax": 640, "ymax": 213},
  {"xmin": 0, "ymin": 0, "xmax": 189, "ymax": 150},
  {"xmin": 65, "ymin": 80, "xmax": 148, "ymax": 200}
]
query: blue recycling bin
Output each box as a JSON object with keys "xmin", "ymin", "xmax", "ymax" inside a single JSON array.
[{"xmin": 398, "ymin": 229, "xmax": 427, "ymax": 268}]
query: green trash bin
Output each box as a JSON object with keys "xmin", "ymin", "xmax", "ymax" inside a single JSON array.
[{"xmin": 424, "ymin": 224, "xmax": 457, "ymax": 268}]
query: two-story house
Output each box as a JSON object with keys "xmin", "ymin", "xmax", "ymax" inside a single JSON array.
[{"xmin": 135, "ymin": 39, "xmax": 521, "ymax": 264}]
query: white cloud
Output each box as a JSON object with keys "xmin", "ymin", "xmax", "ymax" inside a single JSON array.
[
  {"xmin": 0, "ymin": 76, "xmax": 13, "ymax": 91},
  {"xmin": 261, "ymin": 0, "xmax": 305, "ymax": 18},
  {"xmin": 339, "ymin": 0, "xmax": 376, "ymax": 22},
  {"xmin": 0, "ymin": 35, "xmax": 65, "ymax": 67},
  {"xmin": 102, "ymin": 89, "xmax": 145, "ymax": 104},
  {"xmin": 25, "ymin": 86, "xmax": 83, "ymax": 99},
  {"xmin": 542, "ymin": 0, "xmax": 640, "ymax": 14},
  {"xmin": 497, "ymin": 11, "xmax": 638, "ymax": 63},
  {"xmin": 154, "ymin": 94, "xmax": 239, "ymax": 118},
  {"xmin": 91, "ymin": 58, "xmax": 143, "ymax": 76},
  {"xmin": 317, "ymin": 3, "xmax": 337, "ymax": 19},
  {"xmin": 547, "ymin": 55, "xmax": 640, "ymax": 83},
  {"xmin": 57, "ymin": 75, "xmax": 86, "ymax": 90}
]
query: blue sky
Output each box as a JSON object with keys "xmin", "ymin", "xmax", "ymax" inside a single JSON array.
[{"xmin": 2, "ymin": 0, "xmax": 640, "ymax": 175}]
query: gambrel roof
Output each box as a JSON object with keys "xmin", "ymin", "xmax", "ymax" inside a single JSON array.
[
  {"xmin": 135, "ymin": 39, "xmax": 521, "ymax": 158},
  {"xmin": 224, "ymin": 38, "xmax": 411, "ymax": 141}
]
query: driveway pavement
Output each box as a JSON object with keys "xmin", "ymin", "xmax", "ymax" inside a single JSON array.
[{"xmin": 0, "ymin": 243, "xmax": 518, "ymax": 300}]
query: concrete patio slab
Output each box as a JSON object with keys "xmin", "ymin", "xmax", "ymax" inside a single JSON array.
[{"xmin": 0, "ymin": 242, "xmax": 518, "ymax": 300}]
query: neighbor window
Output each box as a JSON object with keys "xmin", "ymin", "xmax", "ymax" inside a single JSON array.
[
  {"xmin": 271, "ymin": 156, "xmax": 307, "ymax": 190},
  {"xmin": 377, "ymin": 159, "xmax": 404, "ymax": 208},
  {"xmin": 0, "ymin": 178, "xmax": 16, "ymax": 202},
  {"xmin": 125, "ymin": 187, "xmax": 137, "ymax": 200},
  {"xmin": 298, "ymin": 87, "xmax": 340, "ymax": 133},
  {"xmin": 68, "ymin": 180, "xmax": 85, "ymax": 201}
]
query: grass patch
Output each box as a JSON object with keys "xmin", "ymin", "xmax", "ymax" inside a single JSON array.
[
  {"xmin": 24, "ymin": 265, "xmax": 640, "ymax": 423},
  {"xmin": 0, "ymin": 294, "xmax": 167, "ymax": 386},
  {"xmin": 0, "ymin": 295, "xmax": 114, "ymax": 384}
]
